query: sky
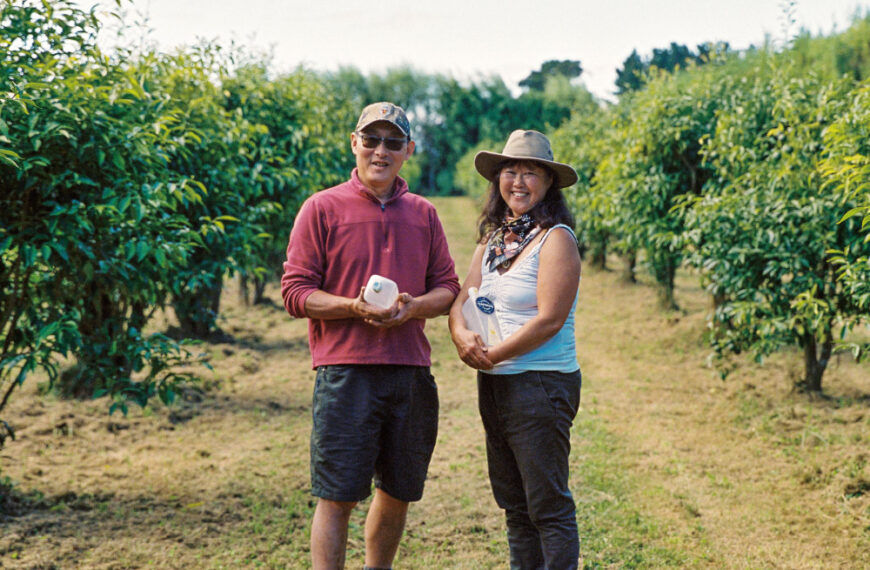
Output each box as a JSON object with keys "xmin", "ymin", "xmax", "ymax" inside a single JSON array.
[{"xmin": 82, "ymin": 0, "xmax": 869, "ymax": 101}]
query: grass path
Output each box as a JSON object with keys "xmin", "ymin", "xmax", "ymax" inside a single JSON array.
[{"xmin": 1, "ymin": 196, "xmax": 868, "ymax": 569}]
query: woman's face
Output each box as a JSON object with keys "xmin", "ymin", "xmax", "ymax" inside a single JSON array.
[{"xmin": 498, "ymin": 161, "xmax": 553, "ymax": 217}]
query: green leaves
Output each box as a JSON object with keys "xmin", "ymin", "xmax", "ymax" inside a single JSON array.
[
  {"xmin": 556, "ymin": 26, "xmax": 870, "ymax": 391},
  {"xmin": 1, "ymin": 2, "xmax": 359, "ymax": 419},
  {"xmin": 0, "ymin": 148, "xmax": 20, "ymax": 167},
  {"xmin": 679, "ymin": 58, "xmax": 868, "ymax": 389}
]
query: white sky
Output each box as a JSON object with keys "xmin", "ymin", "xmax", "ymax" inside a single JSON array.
[{"xmin": 83, "ymin": 0, "xmax": 868, "ymax": 101}]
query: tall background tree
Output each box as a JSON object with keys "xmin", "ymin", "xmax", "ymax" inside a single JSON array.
[
  {"xmin": 519, "ymin": 59, "xmax": 583, "ymax": 91},
  {"xmin": 615, "ymin": 42, "xmax": 730, "ymax": 94}
]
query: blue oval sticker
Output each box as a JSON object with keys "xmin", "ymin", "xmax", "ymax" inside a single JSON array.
[{"xmin": 475, "ymin": 296, "xmax": 495, "ymax": 315}]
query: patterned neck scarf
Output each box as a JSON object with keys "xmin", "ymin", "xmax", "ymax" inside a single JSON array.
[{"xmin": 485, "ymin": 214, "xmax": 541, "ymax": 272}]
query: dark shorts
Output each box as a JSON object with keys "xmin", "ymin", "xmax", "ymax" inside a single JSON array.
[{"xmin": 310, "ymin": 364, "xmax": 439, "ymax": 503}]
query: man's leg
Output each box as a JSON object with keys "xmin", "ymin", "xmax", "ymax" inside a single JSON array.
[
  {"xmin": 311, "ymin": 498, "xmax": 357, "ymax": 570},
  {"xmin": 365, "ymin": 367, "xmax": 436, "ymax": 568},
  {"xmin": 364, "ymin": 488, "xmax": 409, "ymax": 569}
]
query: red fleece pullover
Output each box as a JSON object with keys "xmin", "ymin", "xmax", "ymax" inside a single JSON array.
[{"xmin": 281, "ymin": 169, "xmax": 460, "ymax": 368}]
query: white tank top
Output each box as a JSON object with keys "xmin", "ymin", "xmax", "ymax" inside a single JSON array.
[{"xmin": 477, "ymin": 224, "xmax": 580, "ymax": 375}]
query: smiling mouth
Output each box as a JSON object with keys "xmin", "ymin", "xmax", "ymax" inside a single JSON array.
[{"xmin": 372, "ymin": 161, "xmax": 390, "ymax": 168}]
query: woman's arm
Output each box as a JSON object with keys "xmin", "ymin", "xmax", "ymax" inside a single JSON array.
[
  {"xmin": 448, "ymin": 243, "xmax": 494, "ymax": 370},
  {"xmin": 485, "ymin": 227, "xmax": 581, "ymax": 366}
]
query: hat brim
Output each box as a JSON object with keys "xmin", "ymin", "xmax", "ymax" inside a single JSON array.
[{"xmin": 474, "ymin": 151, "xmax": 578, "ymax": 189}]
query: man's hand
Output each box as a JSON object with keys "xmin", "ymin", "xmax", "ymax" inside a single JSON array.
[
  {"xmin": 352, "ymin": 287, "xmax": 399, "ymax": 323},
  {"xmin": 364, "ymin": 292, "xmax": 418, "ymax": 328}
]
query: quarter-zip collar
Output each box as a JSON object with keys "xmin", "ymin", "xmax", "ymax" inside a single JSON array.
[{"xmin": 350, "ymin": 168, "xmax": 408, "ymax": 207}]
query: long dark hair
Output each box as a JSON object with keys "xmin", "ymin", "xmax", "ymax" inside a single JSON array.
[{"xmin": 476, "ymin": 160, "xmax": 575, "ymax": 243}]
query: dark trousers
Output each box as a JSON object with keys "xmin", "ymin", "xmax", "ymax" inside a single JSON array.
[{"xmin": 478, "ymin": 369, "xmax": 582, "ymax": 570}]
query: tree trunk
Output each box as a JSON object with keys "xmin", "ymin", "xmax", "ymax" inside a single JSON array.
[
  {"xmin": 240, "ymin": 273, "xmax": 271, "ymax": 306},
  {"xmin": 239, "ymin": 274, "xmax": 251, "ymax": 306},
  {"xmin": 588, "ymin": 242, "xmax": 607, "ymax": 270},
  {"xmin": 174, "ymin": 281, "xmax": 223, "ymax": 339},
  {"xmin": 802, "ymin": 334, "xmax": 832, "ymax": 392},
  {"xmin": 620, "ymin": 251, "xmax": 637, "ymax": 284},
  {"xmin": 657, "ymin": 285, "xmax": 678, "ymax": 311},
  {"xmin": 252, "ymin": 275, "xmax": 268, "ymax": 305},
  {"xmin": 653, "ymin": 254, "xmax": 679, "ymax": 311},
  {"xmin": 60, "ymin": 290, "xmax": 125, "ymax": 399},
  {"xmin": 0, "ymin": 378, "xmax": 19, "ymax": 416},
  {"xmin": 129, "ymin": 301, "xmax": 147, "ymax": 332}
]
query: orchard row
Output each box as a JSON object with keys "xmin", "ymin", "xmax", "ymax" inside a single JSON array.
[{"xmin": 543, "ymin": 23, "xmax": 870, "ymax": 391}]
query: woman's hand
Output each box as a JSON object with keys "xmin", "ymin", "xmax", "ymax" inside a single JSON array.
[
  {"xmin": 448, "ymin": 242, "xmax": 491, "ymax": 369},
  {"xmin": 451, "ymin": 326, "xmax": 493, "ymax": 370}
]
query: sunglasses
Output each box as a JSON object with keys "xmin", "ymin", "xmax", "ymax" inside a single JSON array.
[{"xmin": 355, "ymin": 131, "xmax": 408, "ymax": 151}]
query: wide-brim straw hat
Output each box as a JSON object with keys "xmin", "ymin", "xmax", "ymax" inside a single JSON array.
[{"xmin": 474, "ymin": 129, "xmax": 578, "ymax": 189}]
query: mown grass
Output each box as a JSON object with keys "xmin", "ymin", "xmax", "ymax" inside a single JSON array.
[
  {"xmin": 178, "ymin": 399, "xmax": 690, "ymax": 569},
  {"xmin": 571, "ymin": 411, "xmax": 691, "ymax": 569}
]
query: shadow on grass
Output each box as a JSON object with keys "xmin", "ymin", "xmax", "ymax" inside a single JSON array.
[
  {"xmin": 156, "ymin": 367, "xmax": 312, "ymax": 428},
  {"xmin": 0, "ymin": 485, "xmax": 309, "ymax": 566},
  {"xmin": 164, "ymin": 324, "xmax": 309, "ymax": 356}
]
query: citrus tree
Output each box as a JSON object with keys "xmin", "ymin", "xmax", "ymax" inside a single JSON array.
[
  {"xmin": 684, "ymin": 57, "xmax": 868, "ymax": 391},
  {"xmin": 552, "ymin": 104, "xmax": 614, "ymax": 268},
  {"xmin": 603, "ymin": 62, "xmax": 726, "ymax": 306},
  {"xmin": 147, "ymin": 47, "xmax": 267, "ymax": 338},
  {"xmin": 819, "ymin": 81, "xmax": 870, "ymax": 359},
  {"xmin": 1, "ymin": 0, "xmax": 210, "ymax": 415},
  {"xmin": 223, "ymin": 64, "xmax": 354, "ymax": 305},
  {"xmin": 452, "ymin": 139, "xmax": 498, "ymax": 207}
]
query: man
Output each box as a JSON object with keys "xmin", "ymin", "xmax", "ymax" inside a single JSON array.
[{"xmin": 281, "ymin": 102, "xmax": 459, "ymax": 570}]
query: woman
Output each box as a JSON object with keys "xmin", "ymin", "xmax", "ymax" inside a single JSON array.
[{"xmin": 448, "ymin": 129, "xmax": 582, "ymax": 570}]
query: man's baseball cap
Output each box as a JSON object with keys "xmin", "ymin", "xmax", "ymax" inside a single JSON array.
[{"xmin": 355, "ymin": 102, "xmax": 411, "ymax": 138}]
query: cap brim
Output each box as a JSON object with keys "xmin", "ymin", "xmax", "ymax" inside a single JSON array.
[{"xmin": 474, "ymin": 151, "xmax": 578, "ymax": 189}]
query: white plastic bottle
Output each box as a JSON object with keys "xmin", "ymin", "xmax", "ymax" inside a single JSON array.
[
  {"xmin": 461, "ymin": 287, "xmax": 502, "ymax": 345},
  {"xmin": 363, "ymin": 275, "xmax": 399, "ymax": 309}
]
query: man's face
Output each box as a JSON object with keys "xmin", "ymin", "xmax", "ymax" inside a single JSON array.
[{"xmin": 351, "ymin": 122, "xmax": 415, "ymax": 195}]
